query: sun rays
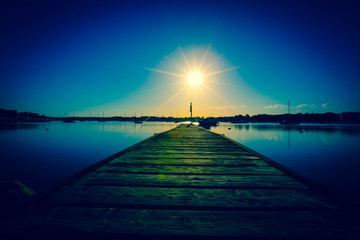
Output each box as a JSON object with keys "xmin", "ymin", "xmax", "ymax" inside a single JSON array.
[{"xmin": 146, "ymin": 43, "xmax": 239, "ymax": 116}]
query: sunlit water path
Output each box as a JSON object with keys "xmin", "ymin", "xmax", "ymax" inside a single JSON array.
[{"xmin": 1, "ymin": 121, "xmax": 359, "ymax": 204}]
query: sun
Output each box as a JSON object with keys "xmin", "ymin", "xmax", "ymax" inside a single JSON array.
[
  {"xmin": 146, "ymin": 44, "xmax": 239, "ymax": 89},
  {"xmin": 187, "ymin": 71, "xmax": 203, "ymax": 87},
  {"xmin": 145, "ymin": 44, "xmax": 240, "ymax": 116},
  {"xmin": 145, "ymin": 43, "xmax": 239, "ymax": 105}
]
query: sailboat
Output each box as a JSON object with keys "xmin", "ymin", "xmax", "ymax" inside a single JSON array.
[
  {"xmin": 98, "ymin": 113, "xmax": 106, "ymax": 122},
  {"xmin": 199, "ymin": 117, "xmax": 219, "ymax": 128},
  {"xmin": 280, "ymin": 100, "xmax": 299, "ymax": 126},
  {"xmin": 133, "ymin": 113, "xmax": 143, "ymax": 124},
  {"xmin": 63, "ymin": 112, "xmax": 75, "ymax": 123}
]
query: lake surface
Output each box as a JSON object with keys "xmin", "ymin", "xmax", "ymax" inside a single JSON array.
[
  {"xmin": 1, "ymin": 121, "xmax": 360, "ymax": 204},
  {"xmin": 211, "ymin": 122, "xmax": 360, "ymax": 204},
  {"xmin": 0, "ymin": 122, "xmax": 177, "ymax": 191}
]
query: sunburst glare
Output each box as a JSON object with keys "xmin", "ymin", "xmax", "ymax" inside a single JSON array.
[
  {"xmin": 187, "ymin": 71, "xmax": 203, "ymax": 87},
  {"xmin": 147, "ymin": 43, "xmax": 238, "ymax": 88},
  {"xmin": 146, "ymin": 43, "xmax": 239, "ymax": 116}
]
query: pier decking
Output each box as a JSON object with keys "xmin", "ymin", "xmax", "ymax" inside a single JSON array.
[{"xmin": 1, "ymin": 124, "xmax": 359, "ymax": 239}]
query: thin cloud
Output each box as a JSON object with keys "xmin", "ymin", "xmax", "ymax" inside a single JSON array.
[
  {"xmin": 296, "ymin": 104, "xmax": 308, "ymax": 108},
  {"xmin": 296, "ymin": 104, "xmax": 317, "ymax": 112},
  {"xmin": 297, "ymin": 104, "xmax": 316, "ymax": 109},
  {"xmin": 264, "ymin": 104, "xmax": 286, "ymax": 110},
  {"xmin": 274, "ymin": 104, "xmax": 286, "ymax": 109},
  {"xmin": 210, "ymin": 105, "xmax": 237, "ymax": 110},
  {"xmin": 322, "ymin": 103, "xmax": 331, "ymax": 109}
]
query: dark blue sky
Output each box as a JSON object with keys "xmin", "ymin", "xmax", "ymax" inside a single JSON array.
[{"xmin": 1, "ymin": 0, "xmax": 359, "ymax": 117}]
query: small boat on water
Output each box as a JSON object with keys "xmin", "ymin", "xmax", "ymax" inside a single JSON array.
[
  {"xmin": 63, "ymin": 119, "xmax": 75, "ymax": 123},
  {"xmin": 279, "ymin": 120, "xmax": 299, "ymax": 127},
  {"xmin": 231, "ymin": 120, "xmax": 248, "ymax": 124},
  {"xmin": 199, "ymin": 117, "xmax": 219, "ymax": 128},
  {"xmin": 279, "ymin": 100, "xmax": 299, "ymax": 126}
]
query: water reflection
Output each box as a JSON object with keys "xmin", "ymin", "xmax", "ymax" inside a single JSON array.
[
  {"xmin": 1, "ymin": 121, "xmax": 360, "ymax": 204},
  {"xmin": 0, "ymin": 123, "xmax": 42, "ymax": 132},
  {"xmin": 228, "ymin": 123, "xmax": 360, "ymax": 136},
  {"xmin": 0, "ymin": 121, "xmax": 178, "ymax": 191},
  {"xmin": 211, "ymin": 123, "xmax": 360, "ymax": 203}
]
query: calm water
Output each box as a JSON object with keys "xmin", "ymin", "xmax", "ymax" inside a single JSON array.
[
  {"xmin": 1, "ymin": 121, "xmax": 360, "ymax": 203},
  {"xmin": 0, "ymin": 122, "xmax": 177, "ymax": 191},
  {"xmin": 212, "ymin": 123, "xmax": 360, "ymax": 203}
]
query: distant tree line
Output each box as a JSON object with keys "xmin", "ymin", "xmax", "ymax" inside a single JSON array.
[
  {"xmin": 225, "ymin": 112, "xmax": 360, "ymax": 124},
  {"xmin": 1, "ymin": 108, "xmax": 359, "ymax": 124},
  {"xmin": 0, "ymin": 108, "xmax": 50, "ymax": 122},
  {"xmin": 55, "ymin": 116, "xmax": 198, "ymax": 122}
]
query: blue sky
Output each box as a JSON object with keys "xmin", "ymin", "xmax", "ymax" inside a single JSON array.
[{"xmin": 1, "ymin": 0, "xmax": 359, "ymax": 117}]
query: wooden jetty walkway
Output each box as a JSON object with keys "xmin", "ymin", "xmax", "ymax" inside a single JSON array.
[{"xmin": 1, "ymin": 124, "xmax": 359, "ymax": 239}]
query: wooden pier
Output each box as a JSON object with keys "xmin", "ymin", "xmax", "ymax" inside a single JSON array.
[{"xmin": 1, "ymin": 124, "xmax": 359, "ymax": 239}]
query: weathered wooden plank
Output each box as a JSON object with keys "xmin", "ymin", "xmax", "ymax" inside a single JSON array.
[
  {"xmin": 119, "ymin": 153, "xmax": 254, "ymax": 159},
  {"xmin": 45, "ymin": 186, "xmax": 338, "ymax": 210},
  {"xmin": 139, "ymin": 144, "xmax": 244, "ymax": 148},
  {"xmin": 129, "ymin": 148, "xmax": 251, "ymax": 154},
  {"xmin": 110, "ymin": 158, "xmax": 266, "ymax": 166},
  {"xmin": 4, "ymin": 207, "xmax": 357, "ymax": 239},
  {"xmin": 95, "ymin": 164, "xmax": 283, "ymax": 175},
  {"xmin": 139, "ymin": 139, "xmax": 232, "ymax": 144},
  {"xmin": 140, "ymin": 143, "xmax": 234, "ymax": 148},
  {"xmin": 115, "ymin": 155, "xmax": 260, "ymax": 161},
  {"xmin": 124, "ymin": 151, "xmax": 254, "ymax": 156},
  {"xmin": 78, "ymin": 173, "xmax": 308, "ymax": 189}
]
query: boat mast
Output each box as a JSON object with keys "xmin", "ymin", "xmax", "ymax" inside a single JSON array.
[
  {"xmin": 288, "ymin": 99, "xmax": 292, "ymax": 123},
  {"xmin": 288, "ymin": 100, "xmax": 290, "ymax": 115},
  {"xmin": 190, "ymin": 102, "xmax": 193, "ymax": 122}
]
